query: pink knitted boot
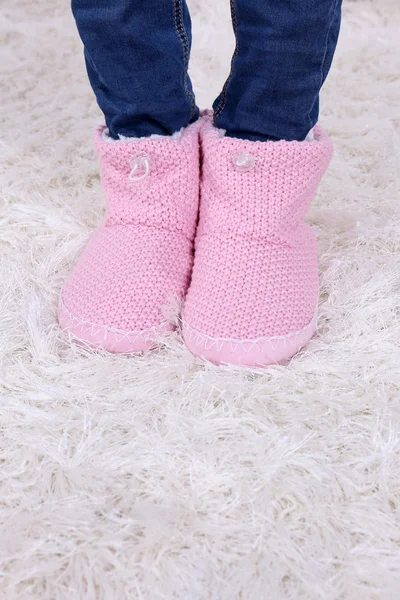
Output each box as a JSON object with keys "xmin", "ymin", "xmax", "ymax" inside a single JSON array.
[
  {"xmin": 182, "ymin": 117, "xmax": 333, "ymax": 366},
  {"xmin": 59, "ymin": 120, "xmax": 201, "ymax": 353}
]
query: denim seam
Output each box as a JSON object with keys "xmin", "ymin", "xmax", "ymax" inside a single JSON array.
[
  {"xmin": 173, "ymin": 0, "xmax": 196, "ymax": 120},
  {"xmin": 307, "ymin": 0, "xmax": 340, "ymax": 130},
  {"xmin": 214, "ymin": 0, "xmax": 239, "ymax": 120},
  {"xmin": 84, "ymin": 48, "xmax": 101, "ymax": 79}
]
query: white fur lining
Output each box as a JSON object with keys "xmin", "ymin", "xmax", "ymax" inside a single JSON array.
[
  {"xmin": 101, "ymin": 128, "xmax": 184, "ymax": 143},
  {"xmin": 217, "ymin": 128, "xmax": 316, "ymax": 142}
]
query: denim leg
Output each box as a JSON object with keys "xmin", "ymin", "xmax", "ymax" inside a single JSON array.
[
  {"xmin": 213, "ymin": 0, "xmax": 342, "ymax": 142},
  {"xmin": 72, "ymin": 0, "xmax": 199, "ymax": 138}
]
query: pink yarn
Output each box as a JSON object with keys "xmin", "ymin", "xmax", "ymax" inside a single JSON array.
[
  {"xmin": 182, "ymin": 116, "xmax": 333, "ymax": 366},
  {"xmin": 59, "ymin": 120, "xmax": 201, "ymax": 353}
]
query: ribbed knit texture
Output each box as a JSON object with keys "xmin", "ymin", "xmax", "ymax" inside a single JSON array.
[
  {"xmin": 183, "ymin": 117, "xmax": 333, "ymax": 341},
  {"xmin": 59, "ymin": 120, "xmax": 201, "ymax": 346}
]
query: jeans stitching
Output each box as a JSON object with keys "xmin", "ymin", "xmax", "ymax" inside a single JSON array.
[
  {"xmin": 214, "ymin": 0, "xmax": 239, "ymax": 120},
  {"xmin": 307, "ymin": 0, "xmax": 341, "ymax": 130},
  {"xmin": 173, "ymin": 0, "xmax": 196, "ymax": 120}
]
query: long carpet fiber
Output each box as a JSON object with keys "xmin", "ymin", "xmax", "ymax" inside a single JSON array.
[{"xmin": 1, "ymin": 0, "xmax": 400, "ymax": 598}]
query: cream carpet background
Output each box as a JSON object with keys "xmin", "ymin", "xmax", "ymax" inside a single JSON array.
[{"xmin": 1, "ymin": 1, "xmax": 400, "ymax": 598}]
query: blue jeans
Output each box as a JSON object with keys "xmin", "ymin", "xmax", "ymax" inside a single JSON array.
[{"xmin": 72, "ymin": 0, "xmax": 341, "ymax": 141}]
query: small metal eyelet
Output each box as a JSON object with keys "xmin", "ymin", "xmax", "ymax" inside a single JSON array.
[{"xmin": 232, "ymin": 153, "xmax": 257, "ymax": 173}]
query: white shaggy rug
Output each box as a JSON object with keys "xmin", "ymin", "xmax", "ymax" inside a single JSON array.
[{"xmin": 1, "ymin": 0, "xmax": 400, "ymax": 598}]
